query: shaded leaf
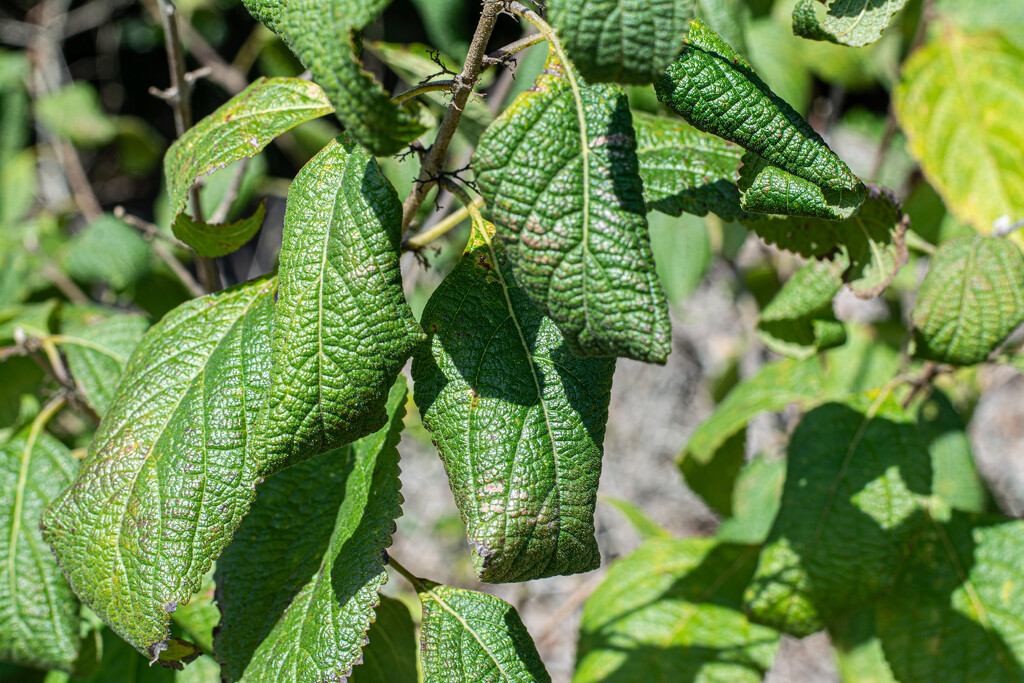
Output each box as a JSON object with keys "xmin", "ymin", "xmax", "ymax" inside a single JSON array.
[
  {"xmin": 916, "ymin": 391, "xmax": 991, "ymax": 516},
  {"xmin": 738, "ymin": 151, "xmax": 866, "ymax": 221},
  {"xmin": 164, "ymin": 77, "xmax": 332, "ymax": 253},
  {"xmin": 573, "ymin": 539, "xmax": 778, "ymax": 683},
  {"xmin": 1, "ymin": 423, "xmax": 81, "ymax": 672},
  {"xmin": 656, "ymin": 20, "xmax": 863, "ymax": 198},
  {"xmin": 256, "ymin": 136, "xmax": 423, "ymax": 474},
  {"xmin": 745, "ymin": 395, "xmax": 932, "ymax": 636},
  {"xmin": 548, "ymin": 0, "xmax": 696, "ymax": 84},
  {"xmin": 474, "ymin": 54, "xmax": 670, "ymax": 363},
  {"xmin": 895, "ymin": 30, "xmax": 1024, "ymax": 239},
  {"xmin": 172, "ymin": 200, "xmax": 266, "ymax": 259},
  {"xmin": 41, "ymin": 277, "xmax": 277, "ymax": 662},
  {"xmin": 632, "ymin": 111, "xmax": 747, "ymax": 221},
  {"xmin": 415, "ymin": 578, "xmax": 550, "ymax": 683},
  {"xmin": 829, "ymin": 608, "xmax": 898, "ymax": 683},
  {"xmin": 793, "ymin": 0, "xmax": 909, "ymax": 47},
  {"xmin": 648, "ymin": 212, "xmax": 713, "ymax": 305},
  {"xmin": 78, "ymin": 629, "xmax": 175, "ymax": 682},
  {"xmin": 717, "ymin": 456, "xmax": 786, "ymax": 545},
  {"xmin": 412, "ymin": 222, "xmax": 614, "ymax": 582},
  {"xmin": 756, "ymin": 259, "xmax": 846, "ymax": 359},
  {"xmin": 278, "ymin": 0, "xmax": 428, "ymax": 156},
  {"xmin": 214, "ymin": 378, "xmax": 407, "ymax": 682},
  {"xmin": 57, "ymin": 314, "xmax": 149, "ymax": 415},
  {"xmin": 911, "ymin": 235, "xmax": 1024, "ymax": 365},
  {"xmin": 877, "ymin": 513, "xmax": 1024, "ymax": 682},
  {"xmin": 349, "ymin": 595, "xmax": 417, "ymax": 683}
]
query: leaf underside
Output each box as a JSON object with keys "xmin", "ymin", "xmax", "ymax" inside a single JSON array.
[{"xmin": 793, "ymin": 0, "xmax": 909, "ymax": 47}]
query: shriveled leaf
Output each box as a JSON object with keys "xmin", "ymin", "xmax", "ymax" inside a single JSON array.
[
  {"xmin": 547, "ymin": 0, "xmax": 696, "ymax": 84},
  {"xmin": 413, "ymin": 222, "xmax": 614, "ymax": 582},
  {"xmin": 57, "ymin": 314, "xmax": 149, "ymax": 415},
  {"xmin": 257, "ymin": 136, "xmax": 423, "ymax": 474},
  {"xmin": 745, "ymin": 395, "xmax": 932, "ymax": 636},
  {"xmin": 747, "ymin": 186, "xmax": 909, "ymax": 298},
  {"xmin": 877, "ymin": 513, "xmax": 1024, "ymax": 682},
  {"xmin": 632, "ymin": 111, "xmax": 747, "ymax": 221},
  {"xmin": 916, "ymin": 391, "xmax": 991, "ymax": 516},
  {"xmin": 656, "ymin": 20, "xmax": 863, "ymax": 199},
  {"xmin": 415, "ymin": 579, "xmax": 550, "ymax": 683},
  {"xmin": 738, "ymin": 152, "xmax": 866, "ymax": 221},
  {"xmin": 574, "ymin": 539, "xmax": 778, "ymax": 683},
  {"xmin": 349, "ymin": 595, "xmax": 417, "ymax": 683},
  {"xmin": 895, "ymin": 31, "xmax": 1024, "ymax": 240},
  {"xmin": 278, "ymin": 0, "xmax": 428, "ymax": 156},
  {"xmin": 756, "ymin": 259, "xmax": 846, "ymax": 359},
  {"xmin": 214, "ymin": 378, "xmax": 407, "ymax": 682},
  {"xmin": 717, "ymin": 456, "xmax": 786, "ymax": 545},
  {"xmin": 164, "ymin": 77, "xmax": 332, "ymax": 253},
  {"xmin": 41, "ymin": 277, "xmax": 277, "ymax": 662},
  {"xmin": 474, "ymin": 54, "xmax": 670, "ymax": 364},
  {"xmin": 793, "ymin": 0, "xmax": 909, "ymax": 47},
  {"xmin": 1, "ymin": 424, "xmax": 81, "ymax": 672},
  {"xmin": 911, "ymin": 235, "xmax": 1024, "ymax": 365},
  {"xmin": 172, "ymin": 200, "xmax": 266, "ymax": 258}
]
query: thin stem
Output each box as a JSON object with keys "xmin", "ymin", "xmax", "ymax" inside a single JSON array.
[
  {"xmin": 386, "ymin": 556, "xmax": 423, "ymax": 589},
  {"xmin": 399, "ymin": 0, "xmax": 503, "ymax": 232},
  {"xmin": 391, "ymin": 80, "xmax": 458, "ymax": 105},
  {"xmin": 403, "ymin": 197, "xmax": 481, "ymax": 251},
  {"xmin": 484, "ymin": 31, "xmax": 545, "ymax": 67},
  {"xmin": 440, "ymin": 178, "xmax": 485, "ymax": 227}
]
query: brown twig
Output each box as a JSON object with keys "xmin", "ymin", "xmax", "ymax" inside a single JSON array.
[{"xmin": 399, "ymin": 0, "xmax": 503, "ymax": 231}]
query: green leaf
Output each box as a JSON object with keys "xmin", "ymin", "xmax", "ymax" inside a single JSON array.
[
  {"xmin": 278, "ymin": 0, "xmax": 428, "ymax": 156},
  {"xmin": 256, "ymin": 136, "xmax": 423, "ymax": 474},
  {"xmin": 547, "ymin": 0, "xmax": 695, "ymax": 84},
  {"xmin": 717, "ymin": 455, "xmax": 786, "ymax": 545},
  {"xmin": 0, "ymin": 301, "xmax": 57, "ymax": 345},
  {"xmin": 0, "ymin": 149, "xmax": 35, "ymax": 226},
  {"xmin": 829, "ymin": 608, "xmax": 898, "ymax": 683},
  {"xmin": 598, "ymin": 495, "xmax": 673, "ymax": 540},
  {"xmin": 408, "ymin": 0, "xmax": 471, "ymax": 58},
  {"xmin": 164, "ymin": 77, "xmax": 332, "ymax": 254},
  {"xmin": 695, "ymin": 0, "xmax": 750, "ymax": 53},
  {"xmin": 573, "ymin": 539, "xmax": 779, "ymax": 683},
  {"xmin": 916, "ymin": 391, "xmax": 991, "ymax": 516},
  {"xmin": 170, "ymin": 568, "xmax": 218, "ymax": 654},
  {"xmin": 412, "ymin": 222, "xmax": 615, "ymax": 582},
  {"xmin": 474, "ymin": 54, "xmax": 671, "ymax": 364},
  {"xmin": 655, "ymin": 20, "xmax": 863, "ymax": 199},
  {"xmin": 895, "ymin": 30, "xmax": 1024, "ymax": 239},
  {"xmin": 756, "ymin": 259, "xmax": 846, "ymax": 359},
  {"xmin": 632, "ymin": 111, "xmax": 747, "ymax": 221},
  {"xmin": 57, "ymin": 314, "xmax": 149, "ymax": 416},
  {"xmin": 171, "ymin": 200, "xmax": 266, "ymax": 259},
  {"xmin": 747, "ymin": 186, "xmax": 909, "ymax": 298},
  {"xmin": 62, "ymin": 215, "xmax": 151, "ymax": 291},
  {"xmin": 745, "ymin": 395, "xmax": 932, "ymax": 636},
  {"xmin": 414, "ymin": 579, "xmax": 550, "ymax": 683},
  {"xmin": 910, "ymin": 235, "xmax": 1024, "ymax": 365},
  {"xmin": 214, "ymin": 377, "xmax": 407, "ymax": 682},
  {"xmin": 41, "ymin": 277, "xmax": 278, "ymax": 663},
  {"xmin": 738, "ymin": 152, "xmax": 866, "ymax": 221},
  {"xmin": 35, "ymin": 82, "xmax": 117, "ymax": 146},
  {"xmin": 793, "ymin": 0, "xmax": 909, "ymax": 47},
  {"xmin": 1, "ymin": 424, "xmax": 81, "ymax": 672},
  {"xmin": 349, "ymin": 595, "xmax": 418, "ymax": 683},
  {"xmin": 933, "ymin": 0, "xmax": 1024, "ymax": 50},
  {"xmin": 876, "ymin": 513, "xmax": 1024, "ymax": 682},
  {"xmin": 240, "ymin": 0, "xmax": 286, "ymax": 33},
  {"xmin": 78, "ymin": 628, "xmax": 176, "ymax": 682},
  {"xmin": 648, "ymin": 212, "xmax": 712, "ymax": 305}
]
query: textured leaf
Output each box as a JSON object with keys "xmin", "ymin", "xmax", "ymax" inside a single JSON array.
[
  {"xmin": 349, "ymin": 595, "xmax": 417, "ymax": 683},
  {"xmin": 1, "ymin": 424, "xmax": 80, "ymax": 672},
  {"xmin": 415, "ymin": 579, "xmax": 550, "ymax": 683},
  {"xmin": 793, "ymin": 0, "xmax": 909, "ymax": 47},
  {"xmin": 164, "ymin": 77, "xmax": 332, "ymax": 253},
  {"xmin": 573, "ymin": 539, "xmax": 779, "ymax": 683},
  {"xmin": 57, "ymin": 314, "xmax": 149, "ymax": 415},
  {"xmin": 656, "ymin": 20, "xmax": 863, "ymax": 198},
  {"xmin": 911, "ymin": 235, "xmax": 1024, "ymax": 365},
  {"xmin": 747, "ymin": 186, "xmax": 909, "ymax": 298},
  {"xmin": 895, "ymin": 31, "xmax": 1024, "ymax": 239},
  {"xmin": 916, "ymin": 391, "xmax": 990, "ymax": 516},
  {"xmin": 756, "ymin": 259, "xmax": 846, "ymax": 359},
  {"xmin": 41, "ymin": 277, "xmax": 277, "ymax": 662},
  {"xmin": 738, "ymin": 152, "xmax": 866, "ymax": 221},
  {"xmin": 632, "ymin": 111, "xmax": 747, "ymax": 221},
  {"xmin": 745, "ymin": 395, "xmax": 932, "ymax": 636},
  {"xmin": 240, "ymin": 0, "xmax": 285, "ymax": 33},
  {"xmin": 172, "ymin": 200, "xmax": 266, "ymax": 259},
  {"xmin": 474, "ymin": 54, "xmax": 670, "ymax": 363},
  {"xmin": 717, "ymin": 455, "xmax": 786, "ymax": 545},
  {"xmin": 214, "ymin": 377, "xmax": 407, "ymax": 682},
  {"xmin": 257, "ymin": 136, "xmax": 423, "ymax": 474},
  {"xmin": 877, "ymin": 513, "xmax": 1024, "ymax": 682},
  {"xmin": 547, "ymin": 0, "xmax": 695, "ymax": 84},
  {"xmin": 63, "ymin": 215, "xmax": 150, "ymax": 291},
  {"xmin": 278, "ymin": 0, "xmax": 428, "ymax": 156},
  {"xmin": 413, "ymin": 222, "xmax": 615, "ymax": 582}
]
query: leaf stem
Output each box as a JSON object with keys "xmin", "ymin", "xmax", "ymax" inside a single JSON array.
[
  {"xmin": 386, "ymin": 555, "xmax": 423, "ymax": 590},
  {"xmin": 391, "ymin": 80, "xmax": 458, "ymax": 105},
  {"xmin": 403, "ymin": 196, "xmax": 482, "ymax": 251},
  {"xmin": 399, "ymin": 0, "xmax": 502, "ymax": 232}
]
